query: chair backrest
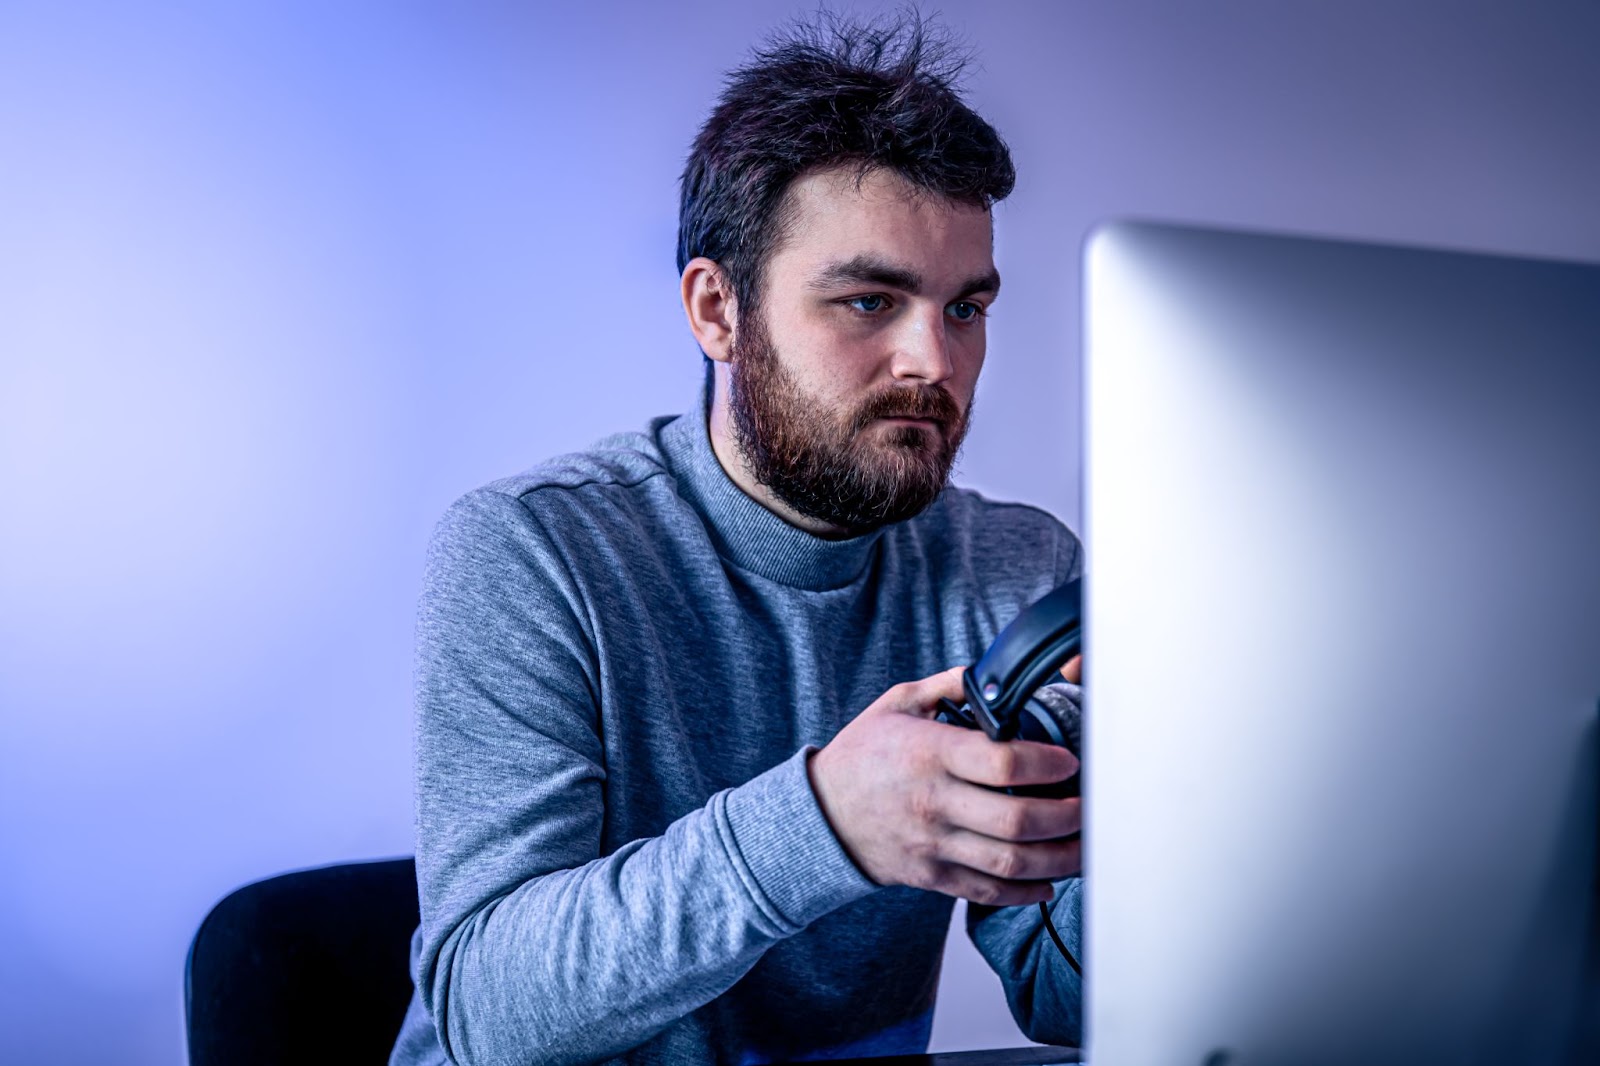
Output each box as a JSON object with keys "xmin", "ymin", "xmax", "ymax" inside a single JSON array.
[{"xmin": 185, "ymin": 857, "xmax": 420, "ymax": 1066}]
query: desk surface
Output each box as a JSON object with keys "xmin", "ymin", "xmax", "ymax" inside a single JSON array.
[{"xmin": 795, "ymin": 1046, "xmax": 1080, "ymax": 1066}]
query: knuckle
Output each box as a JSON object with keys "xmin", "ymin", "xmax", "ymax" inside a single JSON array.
[
  {"xmin": 989, "ymin": 745, "xmax": 1018, "ymax": 782},
  {"xmin": 998, "ymin": 804, "xmax": 1031, "ymax": 841},
  {"xmin": 911, "ymin": 739, "xmax": 944, "ymax": 780},
  {"xmin": 991, "ymin": 847, "xmax": 1026, "ymax": 881},
  {"xmin": 970, "ymin": 880, "xmax": 1004, "ymax": 906},
  {"xmin": 907, "ymin": 858, "xmax": 941, "ymax": 890}
]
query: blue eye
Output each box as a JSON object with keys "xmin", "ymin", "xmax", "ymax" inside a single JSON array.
[
  {"xmin": 847, "ymin": 294, "xmax": 887, "ymax": 313},
  {"xmin": 949, "ymin": 301, "xmax": 984, "ymax": 322}
]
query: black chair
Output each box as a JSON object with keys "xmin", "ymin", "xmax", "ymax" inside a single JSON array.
[{"xmin": 185, "ymin": 857, "xmax": 420, "ymax": 1066}]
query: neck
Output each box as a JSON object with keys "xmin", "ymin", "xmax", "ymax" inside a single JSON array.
[{"xmin": 706, "ymin": 361, "xmax": 853, "ymax": 540}]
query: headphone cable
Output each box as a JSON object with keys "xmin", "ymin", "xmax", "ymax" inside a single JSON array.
[{"xmin": 1038, "ymin": 900, "xmax": 1083, "ymax": 976}]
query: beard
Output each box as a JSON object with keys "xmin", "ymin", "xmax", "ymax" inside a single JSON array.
[{"xmin": 726, "ymin": 308, "xmax": 973, "ymax": 538}]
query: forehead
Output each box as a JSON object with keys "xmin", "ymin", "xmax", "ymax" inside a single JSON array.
[{"xmin": 768, "ymin": 166, "xmax": 995, "ymax": 285}]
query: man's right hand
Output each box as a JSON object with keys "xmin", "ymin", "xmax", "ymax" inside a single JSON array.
[{"xmin": 806, "ymin": 666, "xmax": 1082, "ymax": 908}]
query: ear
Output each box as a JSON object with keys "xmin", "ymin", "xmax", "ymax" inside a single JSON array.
[{"xmin": 681, "ymin": 257, "xmax": 737, "ymax": 364}]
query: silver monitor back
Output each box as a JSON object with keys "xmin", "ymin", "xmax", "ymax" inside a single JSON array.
[{"xmin": 1081, "ymin": 221, "xmax": 1600, "ymax": 1066}]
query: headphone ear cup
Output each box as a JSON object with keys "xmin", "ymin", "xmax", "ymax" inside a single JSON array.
[
  {"xmin": 1012, "ymin": 698, "xmax": 1081, "ymax": 800},
  {"xmin": 1017, "ymin": 697, "xmax": 1067, "ymax": 747}
]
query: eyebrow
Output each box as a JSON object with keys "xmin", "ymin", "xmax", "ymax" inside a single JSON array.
[{"xmin": 808, "ymin": 254, "xmax": 1001, "ymax": 300}]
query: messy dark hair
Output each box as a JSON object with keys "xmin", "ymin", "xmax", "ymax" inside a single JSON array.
[{"xmin": 677, "ymin": 9, "xmax": 1015, "ymax": 321}]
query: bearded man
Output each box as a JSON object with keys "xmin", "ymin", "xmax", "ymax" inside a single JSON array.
[{"xmin": 390, "ymin": 15, "xmax": 1085, "ymax": 1066}]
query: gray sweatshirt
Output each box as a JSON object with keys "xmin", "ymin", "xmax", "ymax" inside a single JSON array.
[{"xmin": 388, "ymin": 381, "xmax": 1086, "ymax": 1066}]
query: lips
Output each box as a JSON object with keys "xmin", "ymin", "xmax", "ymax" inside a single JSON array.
[{"xmin": 874, "ymin": 416, "xmax": 945, "ymax": 436}]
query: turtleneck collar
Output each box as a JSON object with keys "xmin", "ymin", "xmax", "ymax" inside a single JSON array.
[{"xmin": 656, "ymin": 370, "xmax": 886, "ymax": 592}]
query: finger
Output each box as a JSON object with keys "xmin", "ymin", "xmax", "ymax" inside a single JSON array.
[
  {"xmin": 937, "ymin": 828, "xmax": 1082, "ymax": 883},
  {"xmin": 878, "ymin": 666, "xmax": 967, "ymax": 718},
  {"xmin": 929, "ymin": 861, "xmax": 1057, "ymax": 908},
  {"xmin": 939, "ymin": 729, "xmax": 1079, "ymax": 788},
  {"xmin": 939, "ymin": 779, "xmax": 1083, "ymax": 841},
  {"xmin": 1059, "ymin": 655, "xmax": 1081, "ymax": 684}
]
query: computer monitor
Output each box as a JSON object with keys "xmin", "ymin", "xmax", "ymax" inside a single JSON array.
[{"xmin": 1081, "ymin": 221, "xmax": 1600, "ymax": 1066}]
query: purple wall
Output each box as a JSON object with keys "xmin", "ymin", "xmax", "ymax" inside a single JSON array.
[{"xmin": 2, "ymin": 2, "xmax": 1597, "ymax": 1063}]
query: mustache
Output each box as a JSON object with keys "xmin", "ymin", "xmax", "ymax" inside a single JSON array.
[{"xmin": 854, "ymin": 386, "xmax": 962, "ymax": 430}]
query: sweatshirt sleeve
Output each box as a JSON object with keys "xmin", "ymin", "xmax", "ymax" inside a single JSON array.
[
  {"xmin": 412, "ymin": 488, "xmax": 877, "ymax": 1066},
  {"xmin": 964, "ymin": 515, "xmax": 1087, "ymax": 1046},
  {"xmin": 963, "ymin": 687, "xmax": 1086, "ymax": 1046}
]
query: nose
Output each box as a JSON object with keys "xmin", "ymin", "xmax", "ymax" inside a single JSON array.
[{"xmin": 889, "ymin": 304, "xmax": 955, "ymax": 384}]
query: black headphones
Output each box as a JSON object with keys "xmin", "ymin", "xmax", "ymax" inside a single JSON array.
[
  {"xmin": 935, "ymin": 577, "xmax": 1082, "ymax": 783},
  {"xmin": 934, "ymin": 577, "xmax": 1085, "ymax": 972}
]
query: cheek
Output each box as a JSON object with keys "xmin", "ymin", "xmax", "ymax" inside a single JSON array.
[
  {"xmin": 952, "ymin": 331, "xmax": 985, "ymax": 392},
  {"xmin": 799, "ymin": 328, "xmax": 883, "ymax": 393}
]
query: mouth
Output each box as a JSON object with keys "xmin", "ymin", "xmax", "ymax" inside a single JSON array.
[{"xmin": 869, "ymin": 416, "xmax": 947, "ymax": 448}]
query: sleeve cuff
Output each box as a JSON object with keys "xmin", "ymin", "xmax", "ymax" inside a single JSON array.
[{"xmin": 718, "ymin": 746, "xmax": 879, "ymax": 932}]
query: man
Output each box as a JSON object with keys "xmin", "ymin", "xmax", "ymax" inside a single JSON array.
[{"xmin": 389, "ymin": 15, "xmax": 1085, "ymax": 1066}]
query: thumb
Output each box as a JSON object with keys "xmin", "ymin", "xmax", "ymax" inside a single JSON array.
[{"xmin": 894, "ymin": 665, "xmax": 968, "ymax": 718}]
